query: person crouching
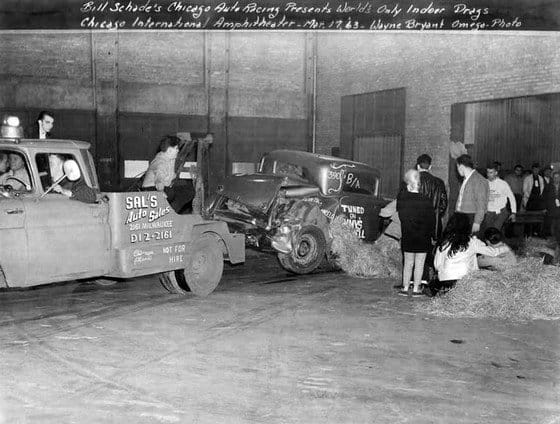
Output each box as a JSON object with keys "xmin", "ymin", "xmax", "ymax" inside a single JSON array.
[
  {"xmin": 477, "ymin": 227, "xmax": 517, "ymax": 270},
  {"xmin": 428, "ymin": 213, "xmax": 511, "ymax": 296}
]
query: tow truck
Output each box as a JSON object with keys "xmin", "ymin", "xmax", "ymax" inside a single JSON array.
[{"xmin": 0, "ymin": 116, "xmax": 245, "ymax": 296}]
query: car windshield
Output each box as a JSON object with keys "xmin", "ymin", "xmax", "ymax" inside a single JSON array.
[{"xmin": 261, "ymin": 159, "xmax": 305, "ymax": 179}]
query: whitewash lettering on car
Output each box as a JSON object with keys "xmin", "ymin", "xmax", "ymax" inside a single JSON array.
[{"xmin": 327, "ymin": 163, "xmax": 356, "ymax": 194}]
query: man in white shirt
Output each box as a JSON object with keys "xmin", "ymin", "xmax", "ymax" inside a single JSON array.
[{"xmin": 481, "ymin": 163, "xmax": 517, "ymax": 233}]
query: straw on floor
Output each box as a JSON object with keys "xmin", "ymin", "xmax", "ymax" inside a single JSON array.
[
  {"xmin": 419, "ymin": 239, "xmax": 560, "ymax": 321},
  {"xmin": 329, "ymin": 217, "xmax": 401, "ymax": 279}
]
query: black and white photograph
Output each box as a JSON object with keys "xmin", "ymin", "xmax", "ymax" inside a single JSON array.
[{"xmin": 0, "ymin": 0, "xmax": 559, "ymax": 422}]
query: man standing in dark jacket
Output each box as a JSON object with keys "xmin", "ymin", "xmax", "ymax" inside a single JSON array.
[
  {"xmin": 416, "ymin": 154, "xmax": 448, "ymax": 282},
  {"xmin": 416, "ymin": 154, "xmax": 448, "ymax": 240}
]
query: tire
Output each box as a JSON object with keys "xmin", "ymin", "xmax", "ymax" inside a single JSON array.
[
  {"xmin": 159, "ymin": 234, "xmax": 224, "ymax": 296},
  {"xmin": 277, "ymin": 225, "xmax": 326, "ymax": 274}
]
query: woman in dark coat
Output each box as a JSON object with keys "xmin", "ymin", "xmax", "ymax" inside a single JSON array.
[{"xmin": 397, "ymin": 169, "xmax": 435, "ymax": 296}]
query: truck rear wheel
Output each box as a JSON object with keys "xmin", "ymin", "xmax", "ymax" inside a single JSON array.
[
  {"xmin": 277, "ymin": 225, "xmax": 326, "ymax": 274},
  {"xmin": 159, "ymin": 234, "xmax": 224, "ymax": 296}
]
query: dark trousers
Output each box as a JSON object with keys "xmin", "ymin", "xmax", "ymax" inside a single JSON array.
[
  {"xmin": 542, "ymin": 213, "xmax": 553, "ymax": 237},
  {"xmin": 460, "ymin": 212, "xmax": 480, "ymax": 237},
  {"xmin": 553, "ymin": 217, "xmax": 560, "ymax": 246},
  {"xmin": 422, "ymin": 247, "xmax": 435, "ymax": 281},
  {"xmin": 514, "ymin": 194, "xmax": 523, "ymax": 212},
  {"xmin": 481, "ymin": 207, "xmax": 509, "ymax": 234}
]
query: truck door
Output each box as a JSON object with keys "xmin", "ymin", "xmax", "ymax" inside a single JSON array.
[
  {"xmin": 21, "ymin": 152, "xmax": 110, "ymax": 286},
  {"xmin": 0, "ymin": 197, "xmax": 28, "ymax": 286},
  {"xmin": 23, "ymin": 196, "xmax": 110, "ymax": 285}
]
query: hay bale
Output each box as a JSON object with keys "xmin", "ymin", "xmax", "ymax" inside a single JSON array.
[
  {"xmin": 419, "ymin": 257, "xmax": 560, "ymax": 321},
  {"xmin": 330, "ymin": 217, "xmax": 401, "ymax": 279}
]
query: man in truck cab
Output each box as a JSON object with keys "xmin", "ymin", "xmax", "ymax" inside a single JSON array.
[
  {"xmin": 0, "ymin": 152, "xmax": 31, "ymax": 190},
  {"xmin": 35, "ymin": 152, "xmax": 97, "ymax": 204},
  {"xmin": 51, "ymin": 159, "xmax": 97, "ymax": 203}
]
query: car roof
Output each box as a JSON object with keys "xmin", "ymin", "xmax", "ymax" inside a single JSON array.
[
  {"xmin": 0, "ymin": 138, "xmax": 91, "ymax": 149},
  {"xmin": 264, "ymin": 149, "xmax": 381, "ymax": 176}
]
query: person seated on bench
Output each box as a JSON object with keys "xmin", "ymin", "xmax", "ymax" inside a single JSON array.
[{"xmin": 477, "ymin": 227, "xmax": 517, "ymax": 270}]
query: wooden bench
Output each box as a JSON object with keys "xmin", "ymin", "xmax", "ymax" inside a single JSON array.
[{"xmin": 505, "ymin": 210, "xmax": 546, "ymax": 237}]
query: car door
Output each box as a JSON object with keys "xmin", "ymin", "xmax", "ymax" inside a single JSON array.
[
  {"xmin": 23, "ymin": 194, "xmax": 110, "ymax": 285},
  {"xmin": 0, "ymin": 197, "xmax": 28, "ymax": 286}
]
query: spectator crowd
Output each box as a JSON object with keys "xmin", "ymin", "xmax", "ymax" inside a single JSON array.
[{"xmin": 382, "ymin": 153, "xmax": 560, "ymax": 298}]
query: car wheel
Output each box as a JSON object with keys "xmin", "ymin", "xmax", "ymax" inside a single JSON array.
[
  {"xmin": 277, "ymin": 225, "xmax": 326, "ymax": 274},
  {"xmin": 159, "ymin": 234, "xmax": 224, "ymax": 296}
]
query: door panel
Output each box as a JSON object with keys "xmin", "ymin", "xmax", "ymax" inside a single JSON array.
[
  {"xmin": 354, "ymin": 135, "xmax": 402, "ymax": 198},
  {"xmin": 23, "ymin": 196, "xmax": 110, "ymax": 285},
  {"xmin": 340, "ymin": 89, "xmax": 405, "ymax": 196},
  {"xmin": 336, "ymin": 194, "xmax": 383, "ymax": 242},
  {"xmin": 0, "ymin": 198, "xmax": 27, "ymax": 286}
]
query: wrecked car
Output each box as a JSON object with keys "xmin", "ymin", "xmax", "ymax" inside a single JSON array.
[{"xmin": 207, "ymin": 149, "xmax": 387, "ymax": 274}]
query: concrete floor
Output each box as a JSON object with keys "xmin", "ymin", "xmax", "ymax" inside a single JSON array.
[{"xmin": 1, "ymin": 254, "xmax": 559, "ymax": 424}]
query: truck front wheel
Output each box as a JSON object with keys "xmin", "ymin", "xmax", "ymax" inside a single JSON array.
[
  {"xmin": 277, "ymin": 225, "xmax": 326, "ymax": 274},
  {"xmin": 159, "ymin": 234, "xmax": 224, "ymax": 296}
]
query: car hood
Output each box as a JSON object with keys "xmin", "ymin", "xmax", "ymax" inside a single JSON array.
[{"xmin": 216, "ymin": 174, "xmax": 307, "ymax": 214}]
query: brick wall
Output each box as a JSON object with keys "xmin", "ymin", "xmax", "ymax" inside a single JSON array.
[
  {"xmin": 0, "ymin": 31, "xmax": 311, "ymax": 188},
  {"xmin": 0, "ymin": 32, "xmax": 309, "ymax": 119},
  {"xmin": 315, "ymin": 32, "xmax": 560, "ymax": 183},
  {"xmin": 3, "ymin": 31, "xmax": 559, "ymax": 188}
]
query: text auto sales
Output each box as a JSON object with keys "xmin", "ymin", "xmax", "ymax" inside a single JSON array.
[{"xmin": 125, "ymin": 195, "xmax": 173, "ymax": 243}]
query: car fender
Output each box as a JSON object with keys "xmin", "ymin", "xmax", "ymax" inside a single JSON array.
[
  {"xmin": 191, "ymin": 221, "xmax": 245, "ymax": 264},
  {"xmin": 284, "ymin": 200, "xmax": 331, "ymax": 242}
]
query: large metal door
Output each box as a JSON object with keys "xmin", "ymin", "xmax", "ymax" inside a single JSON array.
[
  {"xmin": 354, "ymin": 135, "xmax": 402, "ymax": 198},
  {"xmin": 340, "ymin": 88, "xmax": 406, "ymax": 199}
]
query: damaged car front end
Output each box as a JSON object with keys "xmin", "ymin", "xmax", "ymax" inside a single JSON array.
[{"xmin": 208, "ymin": 173, "xmax": 323, "ymax": 258}]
